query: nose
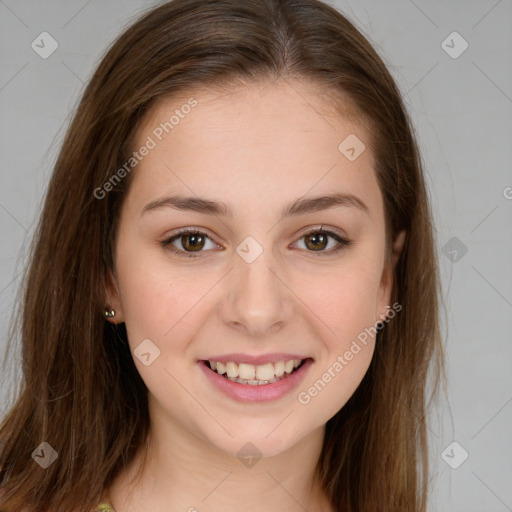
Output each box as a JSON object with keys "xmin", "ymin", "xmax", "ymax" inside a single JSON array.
[{"xmin": 219, "ymin": 249, "xmax": 295, "ymax": 336}]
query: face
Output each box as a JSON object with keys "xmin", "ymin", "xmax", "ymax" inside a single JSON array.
[{"xmin": 106, "ymin": 78, "xmax": 404, "ymax": 458}]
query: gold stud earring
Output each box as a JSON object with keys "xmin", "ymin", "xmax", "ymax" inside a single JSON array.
[{"xmin": 104, "ymin": 308, "xmax": 115, "ymax": 318}]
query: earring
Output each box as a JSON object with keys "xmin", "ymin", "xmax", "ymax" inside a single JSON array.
[{"xmin": 104, "ymin": 308, "xmax": 115, "ymax": 318}]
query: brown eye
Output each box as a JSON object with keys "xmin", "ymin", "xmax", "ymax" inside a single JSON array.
[
  {"xmin": 161, "ymin": 229, "xmax": 219, "ymax": 257},
  {"xmin": 304, "ymin": 232, "xmax": 328, "ymax": 251},
  {"xmin": 180, "ymin": 233, "xmax": 205, "ymax": 252},
  {"xmin": 294, "ymin": 228, "xmax": 352, "ymax": 256}
]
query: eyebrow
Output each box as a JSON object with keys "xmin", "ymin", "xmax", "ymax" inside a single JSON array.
[{"xmin": 140, "ymin": 192, "xmax": 370, "ymax": 219}]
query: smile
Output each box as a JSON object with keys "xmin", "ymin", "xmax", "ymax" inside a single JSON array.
[
  {"xmin": 198, "ymin": 357, "xmax": 314, "ymax": 403},
  {"xmin": 206, "ymin": 359, "xmax": 303, "ymax": 385}
]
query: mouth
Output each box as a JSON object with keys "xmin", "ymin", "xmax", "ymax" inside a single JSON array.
[{"xmin": 200, "ymin": 357, "xmax": 313, "ymax": 386}]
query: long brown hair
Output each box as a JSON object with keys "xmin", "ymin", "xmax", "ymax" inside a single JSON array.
[{"xmin": 0, "ymin": 0, "xmax": 445, "ymax": 510}]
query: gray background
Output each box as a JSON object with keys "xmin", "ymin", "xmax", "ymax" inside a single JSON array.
[{"xmin": 0, "ymin": 1, "xmax": 511, "ymax": 510}]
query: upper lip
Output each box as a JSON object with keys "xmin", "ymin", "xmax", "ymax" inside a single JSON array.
[{"xmin": 199, "ymin": 353, "xmax": 313, "ymax": 366}]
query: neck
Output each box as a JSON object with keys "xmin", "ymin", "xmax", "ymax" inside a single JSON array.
[{"xmin": 107, "ymin": 402, "xmax": 333, "ymax": 511}]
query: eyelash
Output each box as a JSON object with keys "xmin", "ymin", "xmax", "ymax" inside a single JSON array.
[{"xmin": 160, "ymin": 226, "xmax": 352, "ymax": 259}]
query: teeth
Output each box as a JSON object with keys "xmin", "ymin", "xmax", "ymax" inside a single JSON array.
[
  {"xmin": 228, "ymin": 376, "xmax": 282, "ymax": 385},
  {"xmin": 284, "ymin": 360, "xmax": 294, "ymax": 374},
  {"xmin": 239, "ymin": 363, "xmax": 255, "ymax": 380},
  {"xmin": 226, "ymin": 361, "xmax": 238, "ymax": 378},
  {"xmin": 256, "ymin": 363, "xmax": 275, "ymax": 381},
  {"xmin": 208, "ymin": 358, "xmax": 304, "ymax": 382},
  {"xmin": 274, "ymin": 360, "xmax": 285, "ymax": 377}
]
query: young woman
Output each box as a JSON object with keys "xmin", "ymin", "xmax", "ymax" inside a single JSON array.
[{"xmin": 0, "ymin": 0, "xmax": 445, "ymax": 510}]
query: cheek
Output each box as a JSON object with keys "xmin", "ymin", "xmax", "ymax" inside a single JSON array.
[
  {"xmin": 296, "ymin": 272, "xmax": 379, "ymax": 423},
  {"xmin": 292, "ymin": 258, "xmax": 381, "ymax": 414},
  {"xmin": 115, "ymin": 243, "xmax": 223, "ymax": 366},
  {"xmin": 293, "ymin": 258, "xmax": 382, "ymax": 341},
  {"xmin": 298, "ymin": 343, "xmax": 374, "ymax": 427},
  {"xmin": 115, "ymin": 243, "xmax": 184, "ymax": 346}
]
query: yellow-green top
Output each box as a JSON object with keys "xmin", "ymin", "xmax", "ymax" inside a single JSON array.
[{"xmin": 95, "ymin": 502, "xmax": 115, "ymax": 512}]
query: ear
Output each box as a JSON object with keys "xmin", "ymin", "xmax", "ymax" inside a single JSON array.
[
  {"xmin": 104, "ymin": 269, "xmax": 124, "ymax": 324},
  {"xmin": 376, "ymin": 230, "xmax": 406, "ymax": 322}
]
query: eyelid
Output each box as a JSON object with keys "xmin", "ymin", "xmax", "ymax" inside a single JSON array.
[
  {"xmin": 295, "ymin": 224, "xmax": 348, "ymax": 241},
  {"xmin": 163, "ymin": 226, "xmax": 219, "ymax": 243}
]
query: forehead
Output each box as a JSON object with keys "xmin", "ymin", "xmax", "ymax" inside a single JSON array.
[
  {"xmin": 140, "ymin": 77, "xmax": 369, "ymax": 148},
  {"xmin": 126, "ymin": 78, "xmax": 381, "ymax": 221}
]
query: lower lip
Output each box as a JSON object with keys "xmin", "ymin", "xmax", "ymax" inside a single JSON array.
[{"xmin": 197, "ymin": 359, "xmax": 314, "ymax": 403}]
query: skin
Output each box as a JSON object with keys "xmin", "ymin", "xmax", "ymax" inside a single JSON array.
[{"xmin": 104, "ymin": 78, "xmax": 405, "ymax": 512}]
